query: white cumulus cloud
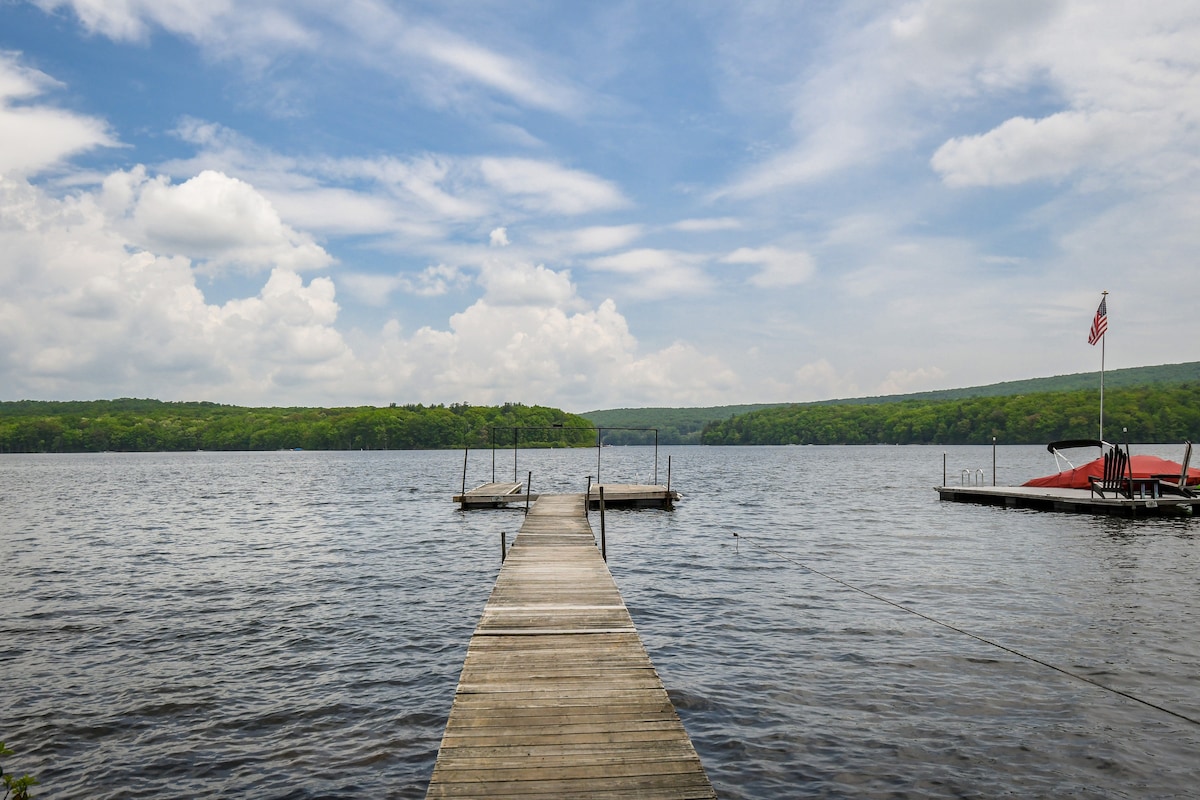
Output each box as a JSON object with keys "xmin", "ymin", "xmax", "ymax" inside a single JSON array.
[
  {"xmin": 0, "ymin": 172, "xmax": 349, "ymax": 402},
  {"xmin": 477, "ymin": 260, "xmax": 581, "ymax": 308},
  {"xmin": 103, "ymin": 167, "xmax": 333, "ymax": 273},
  {"xmin": 0, "ymin": 52, "xmax": 116, "ymax": 177},
  {"xmin": 925, "ymin": 1, "xmax": 1200, "ymax": 189},
  {"xmin": 1, "ymin": 170, "xmax": 742, "ymax": 408}
]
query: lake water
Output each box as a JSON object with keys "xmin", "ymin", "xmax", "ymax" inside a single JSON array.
[{"xmin": 3, "ymin": 445, "xmax": 1198, "ymax": 799}]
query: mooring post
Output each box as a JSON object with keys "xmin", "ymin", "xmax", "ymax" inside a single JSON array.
[
  {"xmin": 524, "ymin": 471, "xmax": 532, "ymax": 515},
  {"xmin": 666, "ymin": 456, "xmax": 672, "ymax": 493},
  {"xmin": 992, "ymin": 437, "xmax": 997, "ymax": 486},
  {"xmin": 943, "ymin": 453, "xmax": 947, "ymax": 487},
  {"xmin": 500, "ymin": 530, "xmax": 506, "ymax": 562},
  {"xmin": 586, "ymin": 475, "xmax": 592, "ymax": 514},
  {"xmin": 654, "ymin": 429, "xmax": 659, "ymax": 484},
  {"xmin": 461, "ymin": 447, "xmax": 468, "ymax": 501},
  {"xmin": 599, "ymin": 486, "xmax": 607, "ymax": 562}
]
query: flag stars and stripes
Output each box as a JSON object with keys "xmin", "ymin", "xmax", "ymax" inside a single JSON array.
[{"xmin": 1088, "ymin": 296, "xmax": 1108, "ymax": 345}]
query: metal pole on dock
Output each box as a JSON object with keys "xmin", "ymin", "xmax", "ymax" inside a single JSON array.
[
  {"xmin": 525, "ymin": 471, "xmax": 532, "ymax": 515},
  {"xmin": 992, "ymin": 437, "xmax": 997, "ymax": 486},
  {"xmin": 513, "ymin": 428, "xmax": 518, "ymax": 482},
  {"xmin": 500, "ymin": 530, "xmax": 506, "ymax": 562},
  {"xmin": 586, "ymin": 476, "xmax": 592, "ymax": 514},
  {"xmin": 1100, "ymin": 293, "xmax": 1108, "ymax": 442},
  {"xmin": 599, "ymin": 486, "xmax": 606, "ymax": 562},
  {"xmin": 943, "ymin": 453, "xmax": 947, "ymax": 487},
  {"xmin": 654, "ymin": 429, "xmax": 659, "ymax": 484},
  {"xmin": 491, "ymin": 428, "xmax": 495, "ymax": 483},
  {"xmin": 667, "ymin": 456, "xmax": 672, "ymax": 494},
  {"xmin": 461, "ymin": 447, "xmax": 468, "ymax": 501}
]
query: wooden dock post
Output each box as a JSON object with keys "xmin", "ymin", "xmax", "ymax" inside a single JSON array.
[{"xmin": 425, "ymin": 493, "xmax": 714, "ymax": 799}]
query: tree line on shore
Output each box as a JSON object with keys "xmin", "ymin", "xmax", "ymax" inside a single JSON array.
[
  {"xmin": 3, "ymin": 383, "xmax": 1198, "ymax": 453},
  {"xmin": 0, "ymin": 399, "xmax": 594, "ymax": 453},
  {"xmin": 582, "ymin": 404, "xmax": 785, "ymax": 445},
  {"xmin": 698, "ymin": 384, "xmax": 1200, "ymax": 445}
]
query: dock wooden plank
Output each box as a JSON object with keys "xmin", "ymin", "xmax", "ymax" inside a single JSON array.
[
  {"xmin": 456, "ymin": 483, "xmax": 682, "ymax": 510},
  {"xmin": 426, "ymin": 493, "xmax": 714, "ymax": 799},
  {"xmin": 455, "ymin": 482, "xmax": 535, "ymax": 508},
  {"xmin": 937, "ymin": 484, "xmax": 1200, "ymax": 515},
  {"xmin": 588, "ymin": 483, "xmax": 680, "ymax": 509}
]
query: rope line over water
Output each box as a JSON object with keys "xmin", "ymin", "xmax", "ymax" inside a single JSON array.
[{"xmin": 731, "ymin": 532, "xmax": 1200, "ymax": 728}]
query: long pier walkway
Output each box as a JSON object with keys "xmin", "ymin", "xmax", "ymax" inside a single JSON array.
[{"xmin": 425, "ymin": 494, "xmax": 715, "ymax": 799}]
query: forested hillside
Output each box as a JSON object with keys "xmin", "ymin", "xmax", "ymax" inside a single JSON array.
[
  {"xmin": 0, "ymin": 400, "xmax": 593, "ymax": 453},
  {"xmin": 699, "ymin": 384, "xmax": 1200, "ymax": 446},
  {"xmin": 581, "ymin": 404, "xmax": 788, "ymax": 445},
  {"xmin": 5, "ymin": 362, "xmax": 1197, "ymax": 453},
  {"xmin": 583, "ymin": 361, "xmax": 1200, "ymax": 442},
  {"xmin": 818, "ymin": 360, "xmax": 1200, "ymax": 405}
]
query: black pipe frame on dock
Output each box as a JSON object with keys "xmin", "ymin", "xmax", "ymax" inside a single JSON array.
[{"xmin": 483, "ymin": 425, "xmax": 662, "ymax": 485}]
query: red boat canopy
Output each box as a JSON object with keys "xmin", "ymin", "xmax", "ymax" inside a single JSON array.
[{"xmin": 1023, "ymin": 454, "xmax": 1200, "ymax": 490}]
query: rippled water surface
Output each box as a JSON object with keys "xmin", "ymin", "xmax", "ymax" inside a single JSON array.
[{"xmin": 4, "ymin": 446, "xmax": 1198, "ymax": 798}]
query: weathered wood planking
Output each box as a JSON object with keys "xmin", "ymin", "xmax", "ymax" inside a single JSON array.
[
  {"xmin": 588, "ymin": 483, "xmax": 680, "ymax": 510},
  {"xmin": 426, "ymin": 493, "xmax": 715, "ymax": 799},
  {"xmin": 937, "ymin": 484, "xmax": 1200, "ymax": 515},
  {"xmin": 454, "ymin": 482, "xmax": 528, "ymax": 508}
]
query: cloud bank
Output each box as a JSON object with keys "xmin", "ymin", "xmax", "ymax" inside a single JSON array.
[{"xmin": 4, "ymin": 1, "xmax": 1200, "ymax": 412}]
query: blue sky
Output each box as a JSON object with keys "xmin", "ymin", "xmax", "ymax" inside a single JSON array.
[{"xmin": 2, "ymin": 1, "xmax": 1197, "ymax": 411}]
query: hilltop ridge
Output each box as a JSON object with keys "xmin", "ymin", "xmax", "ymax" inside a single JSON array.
[{"xmin": 581, "ymin": 361, "xmax": 1200, "ymax": 444}]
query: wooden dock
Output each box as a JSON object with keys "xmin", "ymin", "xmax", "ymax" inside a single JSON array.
[
  {"xmin": 425, "ymin": 494, "xmax": 715, "ymax": 799},
  {"xmin": 589, "ymin": 483, "xmax": 680, "ymax": 510},
  {"xmin": 455, "ymin": 482, "xmax": 531, "ymax": 509},
  {"xmin": 456, "ymin": 482, "xmax": 680, "ymax": 510},
  {"xmin": 937, "ymin": 484, "xmax": 1200, "ymax": 515}
]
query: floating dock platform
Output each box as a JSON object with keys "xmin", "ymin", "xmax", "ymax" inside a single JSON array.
[
  {"xmin": 426, "ymin": 493, "xmax": 714, "ymax": 799},
  {"xmin": 455, "ymin": 482, "xmax": 532, "ymax": 509},
  {"xmin": 456, "ymin": 483, "xmax": 680, "ymax": 510},
  {"xmin": 937, "ymin": 484, "xmax": 1200, "ymax": 516},
  {"xmin": 589, "ymin": 483, "xmax": 680, "ymax": 510}
]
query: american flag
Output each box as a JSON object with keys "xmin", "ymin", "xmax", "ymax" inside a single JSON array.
[{"xmin": 1088, "ymin": 296, "xmax": 1108, "ymax": 345}]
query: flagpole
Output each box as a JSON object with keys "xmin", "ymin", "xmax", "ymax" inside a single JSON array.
[
  {"xmin": 1100, "ymin": 332, "xmax": 1105, "ymax": 442},
  {"xmin": 1099, "ymin": 290, "xmax": 1107, "ymax": 443}
]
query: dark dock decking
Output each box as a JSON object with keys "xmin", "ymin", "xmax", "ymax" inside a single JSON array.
[
  {"xmin": 455, "ymin": 482, "xmax": 680, "ymax": 510},
  {"xmin": 588, "ymin": 483, "xmax": 680, "ymax": 510},
  {"xmin": 454, "ymin": 482, "xmax": 529, "ymax": 509},
  {"xmin": 426, "ymin": 493, "xmax": 715, "ymax": 799},
  {"xmin": 937, "ymin": 484, "xmax": 1200, "ymax": 515}
]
